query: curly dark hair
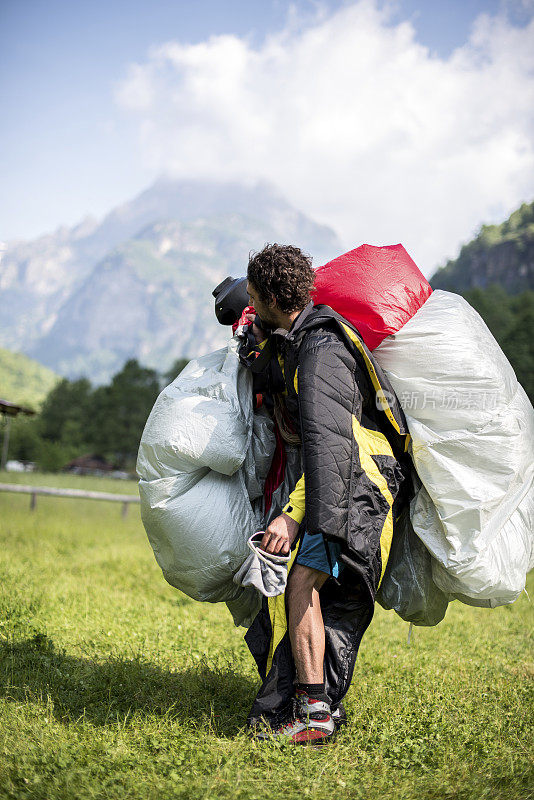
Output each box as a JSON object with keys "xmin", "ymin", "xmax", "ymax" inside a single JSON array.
[{"xmin": 247, "ymin": 244, "xmax": 315, "ymax": 313}]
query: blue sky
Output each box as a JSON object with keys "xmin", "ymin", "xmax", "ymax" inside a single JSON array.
[{"xmin": 1, "ymin": 0, "xmax": 533, "ymax": 269}]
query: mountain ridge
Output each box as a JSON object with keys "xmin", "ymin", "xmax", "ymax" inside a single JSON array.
[
  {"xmin": 1, "ymin": 179, "xmax": 342, "ymax": 383},
  {"xmin": 430, "ymin": 200, "xmax": 534, "ymax": 293}
]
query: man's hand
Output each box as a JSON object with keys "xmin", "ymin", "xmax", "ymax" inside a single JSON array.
[
  {"xmin": 245, "ymin": 313, "xmax": 266, "ymax": 345},
  {"xmin": 260, "ymin": 513, "xmax": 300, "ymax": 555}
]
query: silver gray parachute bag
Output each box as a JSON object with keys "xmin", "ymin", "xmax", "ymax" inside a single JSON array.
[
  {"xmin": 374, "ymin": 290, "xmax": 534, "ymax": 610},
  {"xmin": 137, "ymin": 338, "xmax": 276, "ymax": 627}
]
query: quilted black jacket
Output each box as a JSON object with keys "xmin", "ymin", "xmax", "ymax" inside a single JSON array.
[{"xmin": 243, "ymin": 300, "xmax": 412, "ymax": 600}]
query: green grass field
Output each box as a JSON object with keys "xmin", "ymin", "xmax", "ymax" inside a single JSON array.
[{"xmin": 0, "ymin": 472, "xmax": 532, "ymax": 800}]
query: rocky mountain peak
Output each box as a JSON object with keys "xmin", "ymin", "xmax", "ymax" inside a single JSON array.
[{"xmin": 0, "ymin": 178, "xmax": 343, "ymax": 382}]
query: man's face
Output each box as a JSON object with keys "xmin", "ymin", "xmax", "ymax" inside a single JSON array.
[{"xmin": 246, "ymin": 281, "xmax": 278, "ymax": 327}]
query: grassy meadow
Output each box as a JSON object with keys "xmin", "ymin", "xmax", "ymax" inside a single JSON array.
[{"xmin": 0, "ymin": 471, "xmax": 532, "ymax": 800}]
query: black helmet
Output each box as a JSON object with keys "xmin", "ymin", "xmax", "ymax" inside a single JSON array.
[{"xmin": 212, "ymin": 276, "xmax": 250, "ymax": 325}]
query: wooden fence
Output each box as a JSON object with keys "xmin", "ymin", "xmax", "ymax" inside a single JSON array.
[{"xmin": 0, "ymin": 482, "xmax": 140, "ymax": 517}]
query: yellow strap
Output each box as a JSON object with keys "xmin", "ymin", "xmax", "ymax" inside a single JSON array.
[
  {"xmin": 276, "ymin": 350, "xmax": 288, "ymax": 397},
  {"xmin": 265, "ymin": 350, "xmax": 299, "ymax": 671},
  {"xmin": 266, "ymin": 547, "xmax": 299, "ymax": 674},
  {"xmin": 340, "ymin": 322, "xmax": 402, "ymax": 435}
]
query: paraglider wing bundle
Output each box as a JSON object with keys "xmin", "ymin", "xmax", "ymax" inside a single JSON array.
[
  {"xmin": 374, "ymin": 290, "xmax": 534, "ymax": 607},
  {"xmin": 137, "ymin": 340, "xmax": 276, "ymax": 627}
]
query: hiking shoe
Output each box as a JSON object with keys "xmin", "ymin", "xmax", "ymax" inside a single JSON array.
[
  {"xmin": 331, "ymin": 701, "xmax": 348, "ymax": 728},
  {"xmin": 253, "ymin": 690, "xmax": 335, "ymax": 744}
]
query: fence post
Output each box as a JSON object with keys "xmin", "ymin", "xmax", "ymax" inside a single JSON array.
[
  {"xmin": 122, "ymin": 501, "xmax": 128, "ymax": 519},
  {"xmin": 30, "ymin": 492, "xmax": 37, "ymax": 511},
  {"xmin": 1, "ymin": 416, "xmax": 11, "ymax": 471}
]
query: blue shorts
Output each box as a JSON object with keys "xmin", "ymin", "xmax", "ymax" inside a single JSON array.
[{"xmin": 295, "ymin": 530, "xmax": 343, "ymax": 579}]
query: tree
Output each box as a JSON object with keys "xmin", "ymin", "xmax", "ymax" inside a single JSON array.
[
  {"xmin": 462, "ymin": 287, "xmax": 533, "ymax": 405},
  {"xmin": 35, "ymin": 439, "xmax": 72, "ymax": 473},
  {"xmin": 6, "ymin": 416, "xmax": 42, "ymax": 463},
  {"xmin": 39, "ymin": 377, "xmax": 93, "ymax": 448},
  {"xmin": 90, "ymin": 359, "xmax": 160, "ymax": 467},
  {"xmin": 462, "ymin": 284, "xmax": 515, "ymax": 346},
  {"xmin": 162, "ymin": 357, "xmax": 190, "ymax": 386},
  {"xmin": 502, "ymin": 292, "xmax": 534, "ymax": 403}
]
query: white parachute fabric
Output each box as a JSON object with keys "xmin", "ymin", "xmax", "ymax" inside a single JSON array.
[
  {"xmin": 374, "ymin": 290, "xmax": 534, "ymax": 606},
  {"xmin": 137, "ymin": 339, "xmax": 275, "ymax": 626}
]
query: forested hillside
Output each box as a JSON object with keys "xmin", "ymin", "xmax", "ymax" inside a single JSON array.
[
  {"xmin": 0, "ymin": 347, "xmax": 59, "ymax": 409},
  {"xmin": 7, "ymin": 359, "xmax": 163, "ymax": 472},
  {"xmin": 430, "ymin": 201, "xmax": 534, "ymax": 294},
  {"xmin": 461, "ymin": 286, "xmax": 533, "ymax": 402},
  {"xmin": 429, "ymin": 200, "xmax": 533, "ymax": 405}
]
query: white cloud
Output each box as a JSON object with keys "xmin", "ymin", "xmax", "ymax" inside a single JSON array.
[{"xmin": 115, "ymin": 0, "xmax": 534, "ymax": 273}]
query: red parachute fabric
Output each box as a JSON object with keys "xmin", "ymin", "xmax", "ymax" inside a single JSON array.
[{"xmin": 313, "ymin": 243, "xmax": 432, "ymax": 351}]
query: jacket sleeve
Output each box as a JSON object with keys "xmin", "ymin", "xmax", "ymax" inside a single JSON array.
[
  {"xmin": 297, "ymin": 328, "xmax": 362, "ymax": 540},
  {"xmin": 282, "ymin": 473, "xmax": 305, "ymax": 524}
]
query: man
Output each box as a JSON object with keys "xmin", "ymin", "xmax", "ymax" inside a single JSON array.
[{"xmin": 241, "ymin": 243, "xmax": 411, "ymax": 744}]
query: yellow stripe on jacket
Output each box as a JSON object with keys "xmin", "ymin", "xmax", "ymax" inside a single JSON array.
[{"xmin": 351, "ymin": 415, "xmax": 395, "ymax": 582}]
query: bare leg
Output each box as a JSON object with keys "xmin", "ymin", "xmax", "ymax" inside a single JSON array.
[{"xmin": 286, "ymin": 563, "xmax": 329, "ymax": 683}]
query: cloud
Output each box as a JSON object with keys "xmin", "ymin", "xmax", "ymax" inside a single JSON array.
[{"xmin": 115, "ymin": 0, "xmax": 534, "ymax": 273}]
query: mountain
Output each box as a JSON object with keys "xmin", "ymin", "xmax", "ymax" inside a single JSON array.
[
  {"xmin": 430, "ymin": 201, "xmax": 534, "ymax": 293},
  {"xmin": 0, "ymin": 347, "xmax": 59, "ymax": 409},
  {"xmin": 1, "ymin": 178, "xmax": 342, "ymax": 382},
  {"xmin": 91, "ymin": 177, "xmax": 340, "ymax": 262},
  {"xmin": 31, "ymin": 214, "xmax": 291, "ymax": 383}
]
